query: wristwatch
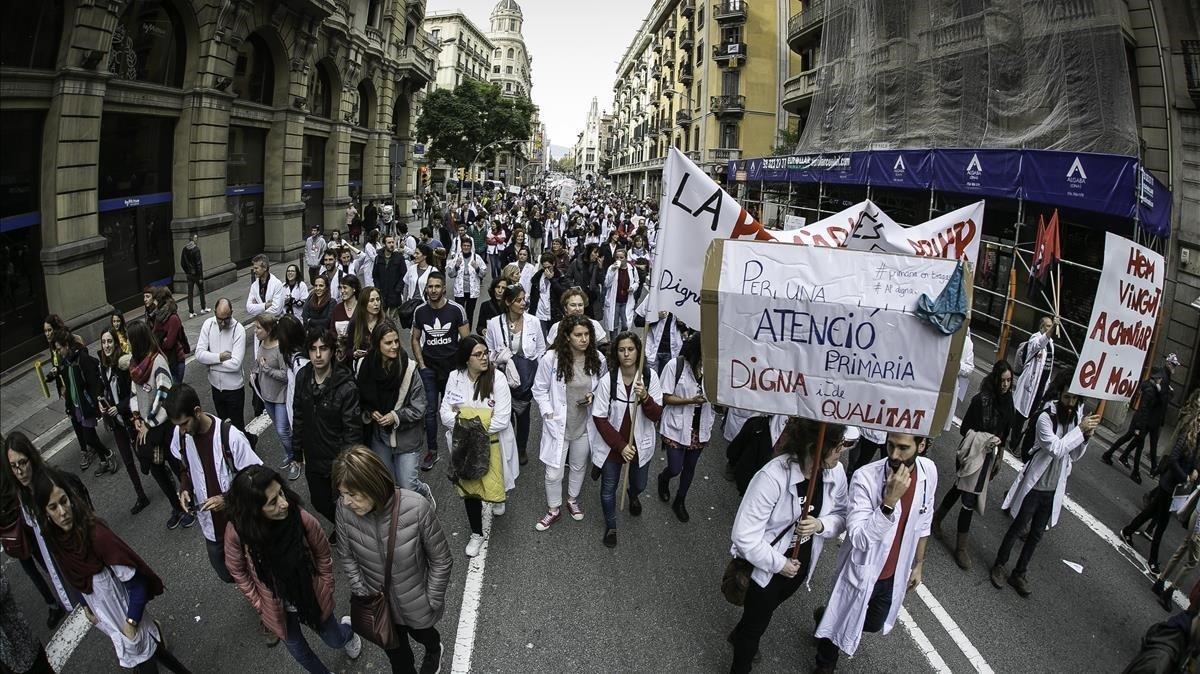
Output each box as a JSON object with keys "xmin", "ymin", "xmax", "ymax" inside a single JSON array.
[
  {"xmin": 126, "ymin": 618, "xmax": 138, "ymax": 628},
  {"xmin": 880, "ymin": 504, "xmax": 895, "ymax": 516}
]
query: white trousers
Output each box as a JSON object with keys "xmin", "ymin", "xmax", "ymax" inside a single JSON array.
[{"xmin": 544, "ymin": 434, "xmax": 590, "ymax": 509}]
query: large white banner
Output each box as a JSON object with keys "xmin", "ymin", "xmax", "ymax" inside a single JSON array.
[
  {"xmin": 1069, "ymin": 232, "xmax": 1165, "ymax": 401},
  {"xmin": 702, "ymin": 239, "xmax": 964, "ymax": 435},
  {"xmin": 776, "ymin": 199, "xmax": 984, "ymax": 266},
  {"xmin": 647, "ymin": 148, "xmax": 775, "ymax": 328}
]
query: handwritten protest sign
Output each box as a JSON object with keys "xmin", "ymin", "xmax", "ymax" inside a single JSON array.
[
  {"xmin": 776, "ymin": 200, "xmax": 984, "ymax": 267},
  {"xmin": 701, "ymin": 239, "xmax": 966, "ymax": 436},
  {"xmin": 1069, "ymin": 232, "xmax": 1165, "ymax": 401},
  {"xmin": 647, "ymin": 148, "xmax": 775, "ymax": 329}
]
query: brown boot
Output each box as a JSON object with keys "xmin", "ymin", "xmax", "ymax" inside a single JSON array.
[
  {"xmin": 953, "ymin": 531, "xmax": 973, "ymax": 570},
  {"xmin": 931, "ymin": 502, "xmax": 950, "ymax": 542}
]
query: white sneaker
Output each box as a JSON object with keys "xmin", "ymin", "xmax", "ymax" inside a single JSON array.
[
  {"xmin": 202, "ymin": 308, "xmax": 211, "ymax": 314},
  {"xmin": 492, "ymin": 502, "xmax": 506, "ymax": 516},
  {"xmin": 189, "ymin": 312, "xmax": 197, "ymax": 318},
  {"xmin": 465, "ymin": 534, "xmax": 484, "ymax": 557},
  {"xmin": 341, "ymin": 616, "xmax": 362, "ymax": 659}
]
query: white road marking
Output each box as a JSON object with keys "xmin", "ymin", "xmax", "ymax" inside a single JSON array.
[
  {"xmin": 897, "ymin": 608, "xmax": 952, "ymax": 673},
  {"xmin": 451, "ymin": 508, "xmax": 493, "ymax": 674},
  {"xmin": 914, "ymin": 585, "xmax": 994, "ymax": 674},
  {"xmin": 46, "ymin": 607, "xmax": 89, "ymax": 671}
]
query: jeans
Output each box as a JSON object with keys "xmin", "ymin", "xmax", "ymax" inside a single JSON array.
[
  {"xmin": 419, "ymin": 364, "xmax": 450, "ymax": 457},
  {"xmin": 186, "ymin": 275, "xmax": 206, "ymax": 314},
  {"xmin": 210, "ymin": 386, "xmax": 247, "ymax": 433},
  {"xmin": 544, "ymin": 434, "xmax": 590, "ymax": 509},
  {"xmin": 308, "ymin": 266, "xmax": 321, "ymax": 286},
  {"xmin": 995, "ymin": 488, "xmax": 1055, "ymax": 575},
  {"xmin": 1125, "ymin": 487, "xmax": 1173, "ymax": 566},
  {"xmin": 369, "ymin": 432, "xmax": 431, "ymax": 500},
  {"xmin": 384, "ymin": 625, "xmax": 441, "ymax": 674},
  {"xmin": 730, "ymin": 570, "xmax": 805, "ymax": 673},
  {"xmin": 488, "ymin": 253, "xmax": 504, "ymax": 278},
  {"xmin": 512, "ymin": 400, "xmax": 531, "ymax": 458},
  {"xmin": 600, "ymin": 458, "xmax": 649, "ymax": 530},
  {"xmin": 263, "ymin": 401, "xmax": 293, "ymax": 462},
  {"xmin": 205, "ymin": 536, "xmax": 233, "ymax": 583},
  {"xmin": 612, "ymin": 300, "xmax": 629, "ymax": 332},
  {"xmin": 815, "ymin": 575, "xmax": 895, "ymax": 668},
  {"xmin": 660, "ymin": 441, "xmax": 703, "ymax": 503},
  {"xmin": 170, "ymin": 360, "xmax": 187, "ymax": 385},
  {"xmin": 281, "ymin": 611, "xmax": 354, "ymax": 674}
]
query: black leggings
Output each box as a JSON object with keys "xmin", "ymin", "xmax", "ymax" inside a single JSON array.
[
  {"xmin": 131, "ymin": 640, "xmax": 190, "ymax": 673},
  {"xmin": 939, "ymin": 487, "xmax": 977, "ymax": 533},
  {"xmin": 1124, "ymin": 487, "xmax": 1173, "ymax": 566},
  {"xmin": 815, "ymin": 575, "xmax": 894, "ymax": 668},
  {"xmin": 464, "ymin": 497, "xmax": 483, "ymax": 536},
  {"xmin": 20, "ymin": 554, "xmax": 57, "ymax": 608},
  {"xmin": 730, "ymin": 570, "xmax": 804, "ymax": 673},
  {"xmin": 307, "ymin": 469, "xmax": 336, "ymax": 525},
  {"xmin": 111, "ymin": 422, "xmax": 148, "ymax": 501},
  {"xmin": 384, "ymin": 625, "xmax": 440, "ymax": 674}
]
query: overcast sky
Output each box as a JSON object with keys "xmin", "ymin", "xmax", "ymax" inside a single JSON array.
[{"xmin": 427, "ymin": 0, "xmax": 649, "ymax": 157}]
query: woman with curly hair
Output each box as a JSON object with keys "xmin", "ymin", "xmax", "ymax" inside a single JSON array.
[{"xmin": 531, "ymin": 315, "xmax": 605, "ymax": 532}]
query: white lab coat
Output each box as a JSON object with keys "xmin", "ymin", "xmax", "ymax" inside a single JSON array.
[
  {"xmin": 531, "ymin": 351, "xmax": 606, "ymax": 469},
  {"xmin": 945, "ymin": 331, "xmax": 975, "ymax": 431},
  {"xmin": 485, "ymin": 314, "xmax": 546, "ymax": 363},
  {"xmin": 731, "ymin": 455, "xmax": 848, "ymax": 588},
  {"xmin": 724, "ymin": 407, "xmax": 764, "ymax": 443},
  {"xmin": 517, "ymin": 262, "xmax": 536, "ymax": 298},
  {"xmin": 815, "ymin": 456, "xmax": 937, "ymax": 656},
  {"xmin": 246, "ymin": 273, "xmax": 286, "ymax": 317},
  {"xmin": 589, "ymin": 365, "xmax": 663, "ymax": 468},
  {"xmin": 446, "ymin": 251, "xmax": 487, "ymax": 299},
  {"xmin": 1000, "ymin": 400, "xmax": 1088, "ymax": 528},
  {"xmin": 637, "ymin": 299, "xmax": 684, "ymax": 371},
  {"xmin": 1013, "ymin": 331, "xmax": 1055, "ymax": 417},
  {"xmin": 439, "ymin": 369, "xmax": 519, "ymax": 491},
  {"xmin": 284, "ymin": 353, "xmax": 309, "ymax": 427},
  {"xmin": 281, "ymin": 281, "xmax": 309, "ymax": 319},
  {"xmin": 601, "ymin": 263, "xmax": 640, "ymax": 333},
  {"xmin": 354, "ymin": 244, "xmax": 377, "ymax": 287},
  {"xmin": 403, "ymin": 264, "xmax": 437, "ymax": 302},
  {"xmin": 168, "ymin": 414, "xmax": 262, "ymax": 542},
  {"xmin": 660, "ymin": 357, "xmax": 715, "ymax": 446}
]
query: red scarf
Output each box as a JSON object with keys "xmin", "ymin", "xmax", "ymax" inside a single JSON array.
[
  {"xmin": 129, "ymin": 352, "xmax": 157, "ymax": 386},
  {"xmin": 50, "ymin": 519, "xmax": 164, "ymax": 597}
]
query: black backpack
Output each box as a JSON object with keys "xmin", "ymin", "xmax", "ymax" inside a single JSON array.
[
  {"xmin": 1017, "ymin": 406, "xmax": 1060, "ymax": 461},
  {"xmin": 608, "ymin": 360, "xmax": 653, "ymax": 406}
]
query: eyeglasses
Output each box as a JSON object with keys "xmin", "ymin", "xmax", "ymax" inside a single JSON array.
[
  {"xmin": 471, "ymin": 350, "xmax": 490, "ymax": 359},
  {"xmin": 10, "ymin": 458, "xmax": 29, "ymax": 470}
]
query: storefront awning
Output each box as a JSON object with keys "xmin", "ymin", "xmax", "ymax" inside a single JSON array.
[{"xmin": 729, "ymin": 148, "xmax": 1171, "ymax": 238}]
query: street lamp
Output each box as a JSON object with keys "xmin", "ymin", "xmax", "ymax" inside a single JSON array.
[{"xmin": 463, "ymin": 137, "xmax": 532, "ymax": 199}]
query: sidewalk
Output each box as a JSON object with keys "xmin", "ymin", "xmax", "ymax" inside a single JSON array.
[{"xmin": 0, "ymin": 268, "xmax": 258, "ymax": 449}]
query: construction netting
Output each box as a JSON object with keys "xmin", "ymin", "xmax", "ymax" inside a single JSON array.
[{"xmin": 796, "ymin": 0, "xmax": 1139, "ymax": 156}]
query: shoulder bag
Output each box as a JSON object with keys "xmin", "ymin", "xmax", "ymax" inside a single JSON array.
[
  {"xmin": 721, "ymin": 519, "xmax": 800, "ymax": 607},
  {"xmin": 350, "ymin": 489, "xmax": 401, "ymax": 649}
]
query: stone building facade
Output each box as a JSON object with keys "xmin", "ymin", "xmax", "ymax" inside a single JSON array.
[
  {"xmin": 0, "ymin": 0, "xmax": 437, "ymax": 369},
  {"xmin": 485, "ymin": 0, "xmax": 534, "ymax": 184}
]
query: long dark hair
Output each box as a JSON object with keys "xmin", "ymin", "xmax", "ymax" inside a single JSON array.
[
  {"xmin": 1, "ymin": 432, "xmax": 49, "ymax": 518},
  {"xmin": 31, "ymin": 468, "xmax": 95, "ymax": 554},
  {"xmin": 982, "ymin": 360, "xmax": 1014, "ymax": 400},
  {"xmin": 454, "ymin": 335, "xmax": 496, "ymax": 400},
  {"xmin": 607, "ymin": 331, "xmax": 643, "ymax": 373},
  {"xmin": 777, "ymin": 418, "xmax": 846, "ymax": 469},
  {"xmin": 225, "ymin": 465, "xmax": 311, "ymax": 567},
  {"xmin": 127, "ymin": 319, "xmax": 161, "ymax": 362},
  {"xmin": 369, "ymin": 321, "xmax": 404, "ymax": 373},
  {"xmin": 98, "ymin": 328, "xmax": 126, "ymax": 370},
  {"xmin": 680, "ymin": 332, "xmax": 703, "ymax": 381},
  {"xmin": 554, "ymin": 314, "xmax": 601, "ymax": 383},
  {"xmin": 277, "ymin": 314, "xmax": 306, "ymax": 365}
]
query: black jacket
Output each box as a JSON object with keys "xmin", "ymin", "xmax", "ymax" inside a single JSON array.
[
  {"xmin": 1133, "ymin": 370, "xmax": 1173, "ymax": 428},
  {"xmin": 961, "ymin": 389, "xmax": 1016, "ymax": 443},
  {"xmin": 373, "ymin": 251, "xmax": 408, "ymax": 308},
  {"xmin": 1156, "ymin": 435, "xmax": 1199, "ymax": 495},
  {"xmin": 180, "ymin": 244, "xmax": 203, "ymax": 276},
  {"xmin": 99, "ymin": 361, "xmax": 134, "ymax": 432},
  {"xmin": 292, "ymin": 363, "xmax": 361, "ymax": 475},
  {"xmin": 60, "ymin": 347, "xmax": 104, "ymax": 420},
  {"xmin": 568, "ymin": 257, "xmax": 603, "ymax": 305},
  {"xmin": 528, "ymin": 269, "xmax": 568, "ymax": 323},
  {"xmin": 476, "ymin": 299, "xmax": 503, "ymax": 335},
  {"xmin": 303, "ymin": 298, "xmax": 334, "ymax": 332}
]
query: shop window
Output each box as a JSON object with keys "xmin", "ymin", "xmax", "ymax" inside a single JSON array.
[
  {"xmin": 302, "ymin": 135, "xmax": 327, "ymax": 183},
  {"xmin": 232, "ymin": 33, "xmax": 274, "ymax": 105},
  {"xmin": 0, "ymin": 1, "xmax": 63, "ymax": 69},
  {"xmin": 108, "ymin": 0, "xmax": 187, "ymax": 88},
  {"xmin": 308, "ymin": 64, "xmax": 333, "ymax": 118},
  {"xmin": 227, "ymin": 126, "xmax": 266, "ymax": 187},
  {"xmin": 0, "ymin": 110, "xmax": 47, "ymax": 369},
  {"xmin": 98, "ymin": 113, "xmax": 175, "ymax": 199}
]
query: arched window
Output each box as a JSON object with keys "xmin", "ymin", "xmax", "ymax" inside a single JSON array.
[
  {"xmin": 232, "ymin": 33, "xmax": 274, "ymax": 105},
  {"xmin": 109, "ymin": 0, "xmax": 187, "ymax": 87},
  {"xmin": 308, "ymin": 64, "xmax": 332, "ymax": 118},
  {"xmin": 506, "ymin": 48, "xmax": 514, "ymax": 59},
  {"xmin": 356, "ymin": 81, "xmax": 372, "ymax": 127},
  {"xmin": 0, "ymin": 1, "xmax": 63, "ymax": 69}
]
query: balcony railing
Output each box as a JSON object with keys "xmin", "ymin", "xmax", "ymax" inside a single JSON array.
[
  {"xmin": 713, "ymin": 1, "xmax": 747, "ymax": 22},
  {"xmin": 1185, "ymin": 41, "xmax": 1200, "ymax": 108},
  {"xmin": 781, "ymin": 70, "xmax": 818, "ymax": 112},
  {"xmin": 713, "ymin": 42, "xmax": 747, "ymax": 64},
  {"xmin": 680, "ymin": 0, "xmax": 695, "ymax": 18},
  {"xmin": 710, "ymin": 94, "xmax": 746, "ymax": 115},
  {"xmin": 679, "ymin": 63, "xmax": 694, "ymax": 83},
  {"xmin": 679, "ymin": 28, "xmax": 694, "ymax": 48},
  {"xmin": 708, "ymin": 148, "xmax": 741, "ymax": 164},
  {"xmin": 396, "ymin": 44, "xmax": 436, "ymax": 86},
  {"xmin": 664, "ymin": 21, "xmax": 676, "ymax": 38},
  {"xmin": 663, "ymin": 53, "xmax": 675, "ymax": 68},
  {"xmin": 787, "ymin": 1, "xmax": 827, "ymax": 46},
  {"xmin": 676, "ymin": 110, "xmax": 692, "ymax": 126}
]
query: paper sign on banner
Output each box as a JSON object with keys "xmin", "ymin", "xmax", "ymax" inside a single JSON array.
[
  {"xmin": 647, "ymin": 148, "xmax": 775, "ymax": 329},
  {"xmin": 783, "ymin": 214, "xmax": 807, "ymax": 229},
  {"xmin": 777, "ymin": 202, "xmax": 870, "ymax": 247},
  {"xmin": 1069, "ymin": 232, "xmax": 1165, "ymax": 401},
  {"xmin": 700, "ymin": 239, "xmax": 967, "ymax": 436}
]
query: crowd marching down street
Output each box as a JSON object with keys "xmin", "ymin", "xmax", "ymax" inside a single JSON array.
[{"xmin": 2, "ymin": 174, "xmax": 1199, "ymax": 674}]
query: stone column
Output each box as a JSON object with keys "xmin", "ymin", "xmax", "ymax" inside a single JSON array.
[{"xmin": 262, "ymin": 58, "xmax": 309, "ymax": 265}]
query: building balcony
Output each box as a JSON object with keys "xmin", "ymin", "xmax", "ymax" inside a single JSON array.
[
  {"xmin": 658, "ymin": 119, "xmax": 673, "ymax": 135},
  {"xmin": 924, "ymin": 11, "xmax": 987, "ymax": 54},
  {"xmin": 676, "ymin": 110, "xmax": 692, "ymax": 126},
  {"xmin": 663, "ymin": 53, "xmax": 675, "ymax": 69},
  {"xmin": 664, "ymin": 22, "xmax": 676, "ymax": 39},
  {"xmin": 713, "ymin": 42, "xmax": 747, "ymax": 66},
  {"xmin": 713, "ymin": 1, "xmax": 747, "ymax": 23},
  {"xmin": 679, "ymin": 28, "xmax": 694, "ymax": 49},
  {"xmin": 681, "ymin": 0, "xmax": 695, "ymax": 18},
  {"xmin": 686, "ymin": 150, "xmax": 702, "ymax": 163},
  {"xmin": 1183, "ymin": 40, "xmax": 1200, "ymax": 108},
  {"xmin": 781, "ymin": 69, "xmax": 817, "ymax": 115},
  {"xmin": 679, "ymin": 63, "xmax": 694, "ymax": 84},
  {"xmin": 710, "ymin": 94, "xmax": 745, "ymax": 116},
  {"xmin": 396, "ymin": 44, "xmax": 436, "ymax": 86},
  {"xmin": 278, "ymin": 0, "xmax": 337, "ymax": 20},
  {"xmin": 787, "ymin": 0, "xmax": 831, "ymax": 53},
  {"xmin": 708, "ymin": 148, "xmax": 741, "ymax": 164}
]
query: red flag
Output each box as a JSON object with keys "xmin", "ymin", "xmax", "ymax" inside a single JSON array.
[{"xmin": 1028, "ymin": 210, "xmax": 1061, "ymax": 299}]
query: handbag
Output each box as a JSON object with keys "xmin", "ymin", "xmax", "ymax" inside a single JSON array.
[
  {"xmin": 349, "ymin": 489, "xmax": 401, "ymax": 649},
  {"xmin": 0, "ymin": 515, "xmax": 31, "ymax": 560},
  {"xmin": 450, "ymin": 416, "xmax": 492, "ymax": 481},
  {"xmin": 1170, "ymin": 483, "xmax": 1197, "ymax": 514},
  {"xmin": 721, "ymin": 519, "xmax": 799, "ymax": 607},
  {"xmin": 397, "ymin": 298, "xmax": 422, "ymax": 330},
  {"xmin": 499, "ymin": 320, "xmax": 538, "ymax": 399}
]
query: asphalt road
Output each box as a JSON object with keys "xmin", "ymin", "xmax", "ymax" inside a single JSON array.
[{"xmin": 4, "ymin": 339, "xmax": 1191, "ymax": 674}]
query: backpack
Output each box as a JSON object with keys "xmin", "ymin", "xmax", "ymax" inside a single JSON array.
[
  {"xmin": 608, "ymin": 360, "xmax": 653, "ymax": 408},
  {"xmin": 1014, "ymin": 340, "xmax": 1031, "ymax": 375},
  {"xmin": 1017, "ymin": 406, "xmax": 1059, "ymax": 462},
  {"xmin": 175, "ymin": 417, "xmax": 236, "ymax": 488},
  {"xmin": 450, "ymin": 416, "xmax": 492, "ymax": 481}
]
